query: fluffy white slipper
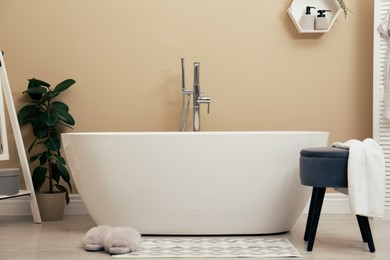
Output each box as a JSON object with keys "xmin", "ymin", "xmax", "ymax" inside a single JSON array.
[
  {"xmin": 82, "ymin": 225, "xmax": 112, "ymax": 251},
  {"xmin": 103, "ymin": 226, "xmax": 142, "ymax": 255}
]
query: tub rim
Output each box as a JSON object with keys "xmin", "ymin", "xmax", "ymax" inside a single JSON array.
[{"xmin": 61, "ymin": 131, "xmax": 330, "ymax": 136}]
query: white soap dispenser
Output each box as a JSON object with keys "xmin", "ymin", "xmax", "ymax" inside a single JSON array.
[
  {"xmin": 301, "ymin": 6, "xmax": 316, "ymax": 31},
  {"xmin": 315, "ymin": 10, "xmax": 331, "ymax": 30}
]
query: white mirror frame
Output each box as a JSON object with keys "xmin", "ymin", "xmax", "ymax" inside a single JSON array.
[{"xmin": 0, "ymin": 62, "xmax": 9, "ymax": 161}]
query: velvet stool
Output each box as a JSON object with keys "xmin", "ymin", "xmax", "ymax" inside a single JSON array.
[{"xmin": 299, "ymin": 147, "xmax": 375, "ymax": 252}]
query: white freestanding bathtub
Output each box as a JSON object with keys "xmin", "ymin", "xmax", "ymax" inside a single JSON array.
[{"xmin": 61, "ymin": 131, "xmax": 329, "ymax": 235}]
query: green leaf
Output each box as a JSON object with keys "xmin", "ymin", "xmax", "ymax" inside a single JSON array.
[
  {"xmin": 51, "ymin": 163, "xmax": 61, "ymax": 183},
  {"xmin": 31, "ymin": 121, "xmax": 48, "ymax": 139},
  {"xmin": 55, "ymin": 184, "xmax": 70, "ymax": 204},
  {"xmin": 55, "ymin": 108, "xmax": 75, "ymax": 126},
  {"xmin": 45, "ymin": 137, "xmax": 61, "ymax": 151},
  {"xmin": 55, "ymin": 162, "xmax": 70, "ymax": 182},
  {"xmin": 51, "ymin": 101, "xmax": 69, "ymax": 112},
  {"xmin": 48, "ymin": 128, "xmax": 60, "ymax": 138},
  {"xmin": 53, "ymin": 154, "xmax": 66, "ymax": 164},
  {"xmin": 28, "ymin": 153, "xmax": 42, "ymax": 163},
  {"xmin": 40, "ymin": 111, "xmax": 58, "ymax": 126},
  {"xmin": 40, "ymin": 93, "xmax": 53, "ymax": 104},
  {"xmin": 38, "ymin": 152, "xmax": 50, "ymax": 166},
  {"xmin": 32, "ymin": 166, "xmax": 47, "ymax": 191},
  {"xmin": 24, "ymin": 86, "xmax": 48, "ymax": 95},
  {"xmin": 28, "ymin": 138, "xmax": 38, "ymax": 153},
  {"xmin": 337, "ymin": 0, "xmax": 352, "ymax": 18},
  {"xmin": 46, "ymin": 91, "xmax": 59, "ymax": 99},
  {"xmin": 67, "ymin": 182, "xmax": 72, "ymax": 193},
  {"xmin": 53, "ymin": 79, "xmax": 76, "ymax": 93},
  {"xmin": 27, "ymin": 79, "xmax": 50, "ymax": 100},
  {"xmin": 18, "ymin": 105, "xmax": 38, "ymax": 125},
  {"xmin": 28, "ymin": 78, "xmax": 50, "ymax": 87}
]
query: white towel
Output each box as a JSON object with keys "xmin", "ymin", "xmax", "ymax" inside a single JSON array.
[
  {"xmin": 378, "ymin": 10, "xmax": 390, "ymax": 119},
  {"xmin": 332, "ymin": 139, "xmax": 386, "ymax": 218}
]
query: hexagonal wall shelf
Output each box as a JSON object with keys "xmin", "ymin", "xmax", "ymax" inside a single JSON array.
[{"xmin": 287, "ymin": 0, "xmax": 341, "ymax": 33}]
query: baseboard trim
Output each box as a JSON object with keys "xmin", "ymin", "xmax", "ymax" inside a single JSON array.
[
  {"xmin": 301, "ymin": 193, "xmax": 390, "ymax": 220},
  {"xmin": 1, "ymin": 193, "xmax": 389, "ymax": 220},
  {"xmin": 0, "ymin": 194, "xmax": 89, "ymax": 216},
  {"xmin": 302, "ymin": 193, "xmax": 351, "ymax": 215}
]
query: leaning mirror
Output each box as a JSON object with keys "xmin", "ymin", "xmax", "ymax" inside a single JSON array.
[{"xmin": 0, "ymin": 61, "xmax": 9, "ymax": 160}]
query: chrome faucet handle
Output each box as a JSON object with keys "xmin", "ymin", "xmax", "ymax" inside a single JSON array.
[
  {"xmin": 183, "ymin": 89, "xmax": 193, "ymax": 95},
  {"xmin": 198, "ymin": 96, "xmax": 211, "ymax": 113}
]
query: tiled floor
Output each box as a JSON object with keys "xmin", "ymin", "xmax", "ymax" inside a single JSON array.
[{"xmin": 0, "ymin": 214, "xmax": 389, "ymax": 259}]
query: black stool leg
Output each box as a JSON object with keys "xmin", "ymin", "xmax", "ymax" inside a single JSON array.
[
  {"xmin": 305, "ymin": 187, "xmax": 326, "ymax": 252},
  {"xmin": 304, "ymin": 188, "xmax": 318, "ymax": 241},
  {"xmin": 356, "ymin": 215, "xmax": 367, "ymax": 243},
  {"xmin": 356, "ymin": 215, "xmax": 376, "ymax": 252}
]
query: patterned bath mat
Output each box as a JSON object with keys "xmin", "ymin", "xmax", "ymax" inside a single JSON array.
[{"xmin": 112, "ymin": 237, "xmax": 300, "ymax": 258}]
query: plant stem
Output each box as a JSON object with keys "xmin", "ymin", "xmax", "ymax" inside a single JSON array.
[
  {"xmin": 47, "ymin": 96, "xmax": 53, "ymax": 194},
  {"xmin": 337, "ymin": 0, "xmax": 352, "ymax": 18},
  {"xmin": 48, "ymin": 143, "xmax": 53, "ymax": 193}
]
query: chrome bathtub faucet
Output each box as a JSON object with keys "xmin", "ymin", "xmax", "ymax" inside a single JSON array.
[
  {"xmin": 192, "ymin": 62, "xmax": 210, "ymax": 132},
  {"xmin": 179, "ymin": 59, "xmax": 211, "ymax": 132}
]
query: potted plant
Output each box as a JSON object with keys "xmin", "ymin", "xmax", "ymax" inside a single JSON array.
[
  {"xmin": 337, "ymin": 0, "xmax": 352, "ymax": 18},
  {"xmin": 17, "ymin": 78, "xmax": 76, "ymax": 221}
]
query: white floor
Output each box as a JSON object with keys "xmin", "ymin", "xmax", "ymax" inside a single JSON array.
[{"xmin": 0, "ymin": 214, "xmax": 389, "ymax": 260}]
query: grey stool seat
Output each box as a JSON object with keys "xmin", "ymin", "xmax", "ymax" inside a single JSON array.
[{"xmin": 300, "ymin": 147, "xmax": 375, "ymax": 252}]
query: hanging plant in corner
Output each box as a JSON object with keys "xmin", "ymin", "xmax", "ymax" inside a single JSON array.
[
  {"xmin": 17, "ymin": 78, "xmax": 76, "ymax": 220},
  {"xmin": 337, "ymin": 0, "xmax": 352, "ymax": 18}
]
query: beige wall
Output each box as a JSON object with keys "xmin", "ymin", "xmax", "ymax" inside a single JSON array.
[{"xmin": 0, "ymin": 1, "xmax": 373, "ymax": 188}]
